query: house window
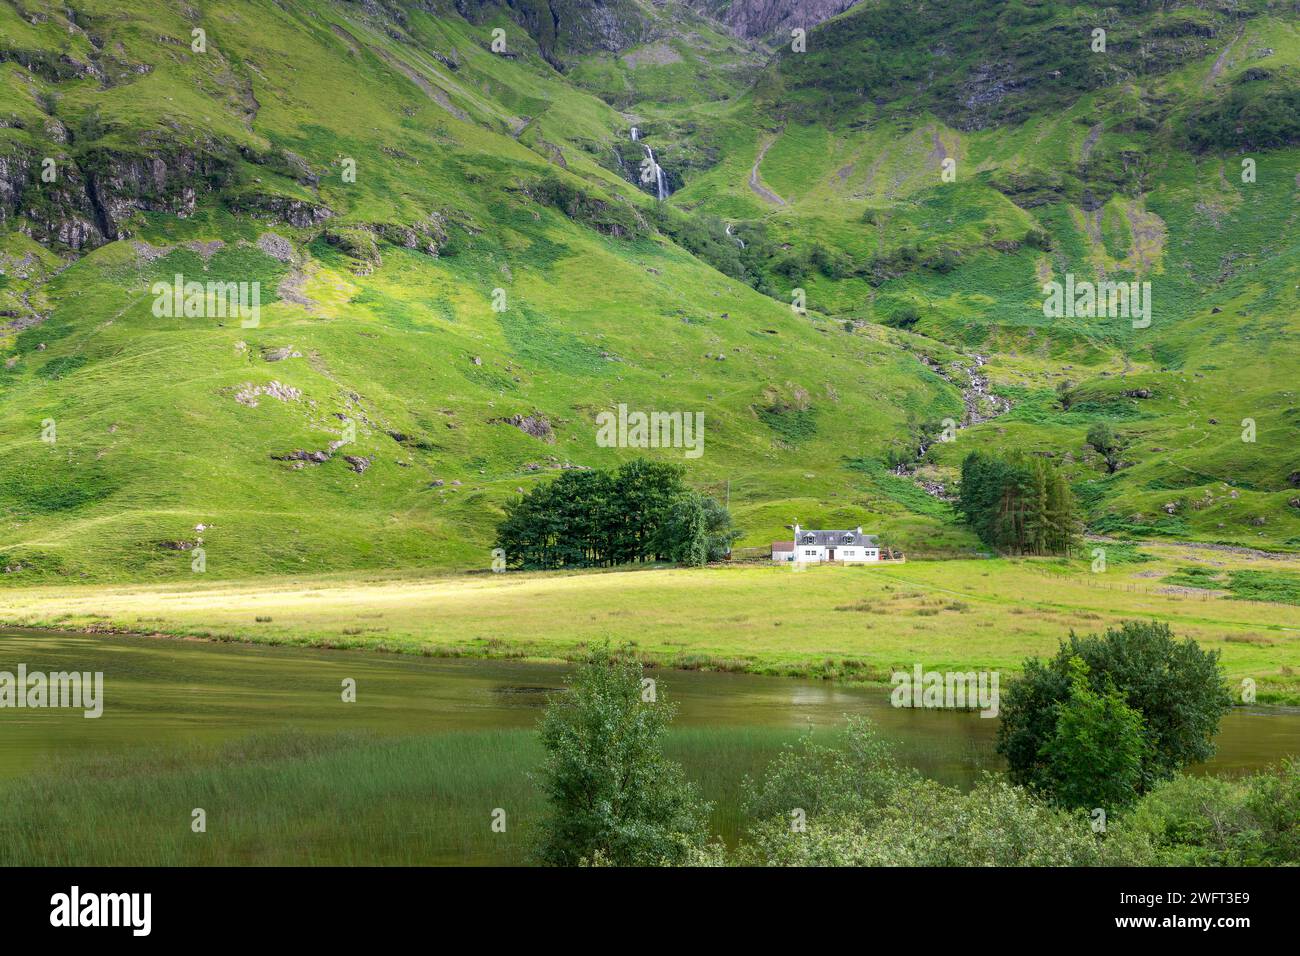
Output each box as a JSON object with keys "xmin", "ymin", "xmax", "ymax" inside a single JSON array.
[{"xmin": 804, "ymin": 549, "xmax": 818, "ymax": 556}]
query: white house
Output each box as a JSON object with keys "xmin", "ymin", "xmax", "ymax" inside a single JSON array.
[{"xmin": 772, "ymin": 524, "xmax": 897, "ymax": 564}]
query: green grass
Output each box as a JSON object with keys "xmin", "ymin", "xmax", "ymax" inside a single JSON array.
[
  {"xmin": 1165, "ymin": 565, "xmax": 1300, "ymax": 606},
  {"xmin": 0, "ymin": 727, "xmax": 813, "ymax": 865},
  {"xmin": 4, "ymin": 543, "xmax": 1299, "ymax": 702}
]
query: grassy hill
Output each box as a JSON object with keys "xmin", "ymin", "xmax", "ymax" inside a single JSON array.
[{"xmin": 1, "ymin": 0, "xmax": 1297, "ymax": 584}]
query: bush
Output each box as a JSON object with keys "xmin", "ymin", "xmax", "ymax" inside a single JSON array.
[
  {"xmin": 1124, "ymin": 760, "xmax": 1300, "ymax": 866},
  {"xmin": 881, "ymin": 305, "xmax": 920, "ymax": 330},
  {"xmin": 534, "ymin": 646, "xmax": 712, "ymax": 866},
  {"xmin": 734, "ymin": 718, "xmax": 1129, "ymax": 866},
  {"xmin": 1025, "ymin": 226, "xmax": 1052, "ymax": 251},
  {"xmin": 1036, "ymin": 657, "xmax": 1148, "ymax": 812},
  {"xmin": 997, "ymin": 621, "xmax": 1233, "ymax": 797}
]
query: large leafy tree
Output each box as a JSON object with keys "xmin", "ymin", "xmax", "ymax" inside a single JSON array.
[
  {"xmin": 534, "ymin": 646, "xmax": 711, "ymax": 866},
  {"xmin": 998, "ymin": 621, "xmax": 1233, "ymax": 796}
]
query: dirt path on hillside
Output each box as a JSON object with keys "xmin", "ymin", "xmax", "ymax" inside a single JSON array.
[
  {"xmin": 749, "ymin": 135, "xmax": 786, "ymax": 206},
  {"xmin": 1086, "ymin": 535, "xmax": 1297, "ymax": 563},
  {"xmin": 1203, "ymin": 25, "xmax": 1246, "ymax": 91},
  {"xmin": 928, "ymin": 126, "xmax": 948, "ymax": 165}
]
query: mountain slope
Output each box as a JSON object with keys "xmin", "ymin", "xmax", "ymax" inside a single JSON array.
[
  {"xmin": 0, "ymin": 0, "xmax": 965, "ymax": 582},
  {"xmin": 673, "ymin": 0, "xmax": 1300, "ymax": 547},
  {"xmin": 2, "ymin": 0, "xmax": 1297, "ymax": 584}
]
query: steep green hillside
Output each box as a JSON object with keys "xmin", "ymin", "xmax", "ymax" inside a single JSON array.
[
  {"xmin": 2, "ymin": 0, "xmax": 1297, "ymax": 584},
  {"xmin": 0, "ymin": 0, "xmax": 968, "ymax": 582},
  {"xmin": 675, "ymin": 0, "xmax": 1300, "ymax": 548}
]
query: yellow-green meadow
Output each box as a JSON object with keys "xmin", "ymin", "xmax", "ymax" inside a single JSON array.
[{"xmin": 4, "ymin": 540, "xmax": 1296, "ymax": 703}]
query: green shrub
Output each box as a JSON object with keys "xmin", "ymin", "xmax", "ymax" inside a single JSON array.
[
  {"xmin": 534, "ymin": 646, "xmax": 712, "ymax": 866},
  {"xmin": 998, "ymin": 621, "xmax": 1233, "ymax": 795},
  {"xmin": 1037, "ymin": 657, "xmax": 1149, "ymax": 812}
]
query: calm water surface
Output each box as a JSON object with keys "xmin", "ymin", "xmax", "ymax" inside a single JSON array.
[{"xmin": 1, "ymin": 629, "xmax": 1295, "ymax": 786}]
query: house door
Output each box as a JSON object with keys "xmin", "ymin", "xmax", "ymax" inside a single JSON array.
[{"xmin": 827, "ymin": 548, "xmax": 835, "ymax": 561}]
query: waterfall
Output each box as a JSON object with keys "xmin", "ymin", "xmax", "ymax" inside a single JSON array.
[
  {"xmin": 642, "ymin": 144, "xmax": 666, "ymax": 201},
  {"xmin": 630, "ymin": 126, "xmax": 639, "ymax": 141},
  {"xmin": 725, "ymin": 223, "xmax": 745, "ymax": 249}
]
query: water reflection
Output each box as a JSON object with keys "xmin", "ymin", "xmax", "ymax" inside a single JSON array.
[{"xmin": 0, "ymin": 629, "xmax": 1294, "ymax": 788}]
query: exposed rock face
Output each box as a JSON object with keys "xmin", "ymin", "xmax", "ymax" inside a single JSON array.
[
  {"xmin": 451, "ymin": 0, "xmax": 861, "ymax": 57},
  {"xmin": 4, "ymin": 141, "xmax": 241, "ymax": 249},
  {"xmin": 490, "ymin": 413, "xmax": 555, "ymax": 442},
  {"xmin": 227, "ymin": 193, "xmax": 332, "ymax": 228},
  {"xmin": 686, "ymin": 0, "xmax": 862, "ymax": 40},
  {"xmin": 374, "ymin": 212, "xmax": 448, "ymax": 256},
  {"xmin": 451, "ymin": 0, "xmax": 652, "ymax": 61},
  {"xmin": 0, "ymin": 112, "xmax": 329, "ymax": 249}
]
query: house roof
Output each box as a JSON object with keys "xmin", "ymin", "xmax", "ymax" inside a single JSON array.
[
  {"xmin": 796, "ymin": 530, "xmax": 879, "ymax": 547},
  {"xmin": 772, "ymin": 541, "xmax": 795, "ymax": 552}
]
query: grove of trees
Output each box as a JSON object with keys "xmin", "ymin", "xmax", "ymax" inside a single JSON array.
[
  {"xmin": 954, "ymin": 450, "xmax": 1079, "ymax": 555},
  {"xmin": 494, "ymin": 458, "xmax": 739, "ymax": 570}
]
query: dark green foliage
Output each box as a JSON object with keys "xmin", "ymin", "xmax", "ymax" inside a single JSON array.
[
  {"xmin": 809, "ymin": 242, "xmax": 852, "ymax": 279},
  {"xmin": 1127, "ymin": 759, "xmax": 1300, "ymax": 866},
  {"xmin": 534, "ymin": 646, "xmax": 711, "ymax": 866},
  {"xmin": 650, "ymin": 207, "xmax": 773, "ymax": 287},
  {"xmin": 530, "ymin": 175, "xmax": 648, "ymax": 239},
  {"xmin": 768, "ymin": 0, "xmax": 1255, "ymax": 128},
  {"xmin": 494, "ymin": 458, "xmax": 738, "ymax": 569},
  {"xmin": 954, "ymin": 450, "xmax": 1078, "ymax": 554},
  {"xmin": 736, "ymin": 716, "xmax": 1300, "ymax": 866},
  {"xmin": 35, "ymin": 355, "xmax": 88, "ymax": 380},
  {"xmin": 1086, "ymin": 421, "xmax": 1124, "ymax": 473},
  {"xmin": 660, "ymin": 493, "xmax": 738, "ymax": 566},
  {"xmin": 1223, "ymin": 569, "xmax": 1300, "ymax": 605},
  {"xmin": 771, "ymin": 248, "xmax": 810, "ymax": 282},
  {"xmin": 755, "ymin": 404, "xmax": 817, "ymax": 444},
  {"xmin": 865, "ymin": 243, "xmax": 922, "ymax": 286},
  {"xmin": 1165, "ymin": 566, "xmax": 1300, "ymax": 605},
  {"xmin": 881, "ymin": 304, "xmax": 921, "ymax": 329},
  {"xmin": 997, "ymin": 620, "xmax": 1233, "ymax": 796},
  {"xmin": 1184, "ymin": 75, "xmax": 1300, "ymax": 151},
  {"xmin": 736, "ymin": 718, "xmax": 1120, "ymax": 866},
  {"xmin": 1024, "ymin": 226, "xmax": 1053, "ymax": 251},
  {"xmin": 1036, "ymin": 657, "xmax": 1149, "ymax": 811}
]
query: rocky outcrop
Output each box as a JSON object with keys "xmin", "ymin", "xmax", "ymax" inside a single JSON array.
[
  {"xmin": 451, "ymin": 0, "xmax": 652, "ymax": 62},
  {"xmin": 3, "ymin": 118, "xmax": 329, "ymax": 248},
  {"xmin": 686, "ymin": 0, "xmax": 862, "ymax": 40},
  {"xmin": 228, "ymin": 193, "xmax": 332, "ymax": 228},
  {"xmin": 490, "ymin": 413, "xmax": 556, "ymax": 442},
  {"xmin": 374, "ymin": 212, "xmax": 449, "ymax": 256}
]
